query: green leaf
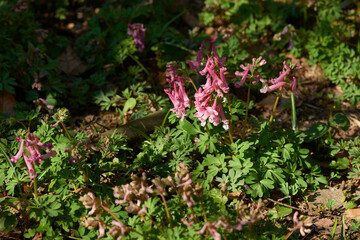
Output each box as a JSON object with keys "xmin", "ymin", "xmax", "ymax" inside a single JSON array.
[
  {"xmin": 328, "ymin": 113, "xmax": 350, "ymax": 131},
  {"xmin": 0, "ymin": 214, "xmax": 17, "ymax": 233},
  {"xmin": 178, "ymin": 119, "xmax": 201, "ymax": 135},
  {"xmin": 123, "ymin": 97, "xmax": 137, "ymax": 113},
  {"xmin": 345, "ymin": 201, "xmax": 357, "ymax": 209},
  {"xmin": 304, "ymin": 122, "xmax": 329, "ymax": 142},
  {"xmin": 275, "ymin": 205, "xmax": 293, "ymax": 216},
  {"xmin": 329, "ymin": 157, "xmax": 350, "ymax": 170}
]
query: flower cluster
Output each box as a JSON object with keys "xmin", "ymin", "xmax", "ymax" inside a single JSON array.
[
  {"xmin": 127, "ymin": 23, "xmax": 146, "ymax": 52},
  {"xmin": 194, "ymin": 56, "xmax": 230, "ymax": 130},
  {"xmin": 174, "ymin": 162, "xmax": 202, "ymax": 208},
  {"xmin": 50, "ymin": 108, "xmax": 69, "ymax": 128},
  {"xmin": 260, "ymin": 61, "xmax": 302, "ymax": 94},
  {"xmin": 292, "ymin": 211, "xmax": 312, "ymax": 236},
  {"xmin": 234, "ymin": 56, "xmax": 267, "ymax": 88},
  {"xmin": 80, "ymin": 163, "xmax": 204, "ymax": 239},
  {"xmin": 164, "ymin": 62, "xmax": 190, "ymax": 121},
  {"xmin": 196, "ymin": 200, "xmax": 264, "ymax": 240},
  {"xmin": 10, "ymin": 133, "xmax": 56, "ymax": 179},
  {"xmin": 113, "ymin": 172, "xmax": 152, "ymax": 215},
  {"xmin": 79, "ymin": 192, "xmax": 105, "ymax": 239},
  {"xmin": 183, "ymin": 38, "xmax": 231, "ymax": 130}
]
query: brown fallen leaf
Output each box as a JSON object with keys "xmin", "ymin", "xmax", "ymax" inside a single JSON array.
[
  {"xmin": 344, "ymin": 208, "xmax": 360, "ymax": 220},
  {"xmin": 58, "ymin": 46, "xmax": 87, "ymax": 76},
  {"xmin": 0, "ymin": 90, "xmax": 16, "ymax": 114}
]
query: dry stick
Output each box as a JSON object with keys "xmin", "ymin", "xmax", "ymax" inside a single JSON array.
[
  {"xmin": 268, "ymin": 86, "xmax": 283, "ymax": 127},
  {"xmin": 267, "ymin": 198, "xmax": 302, "ymax": 212}
]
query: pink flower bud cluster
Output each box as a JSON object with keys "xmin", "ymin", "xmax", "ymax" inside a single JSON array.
[
  {"xmin": 127, "ymin": 23, "xmax": 146, "ymax": 52},
  {"xmin": 260, "ymin": 61, "xmax": 302, "ymax": 94},
  {"xmin": 234, "ymin": 56, "xmax": 267, "ymax": 88},
  {"xmin": 187, "ymin": 37, "xmax": 226, "ymax": 70},
  {"xmin": 235, "ymin": 57, "xmax": 302, "ymax": 95},
  {"xmin": 10, "ymin": 133, "xmax": 57, "ymax": 179},
  {"xmin": 164, "ymin": 62, "xmax": 190, "ymax": 121}
]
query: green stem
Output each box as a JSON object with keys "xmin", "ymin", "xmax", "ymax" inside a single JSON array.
[
  {"xmin": 242, "ymin": 82, "xmax": 252, "ymax": 140},
  {"xmin": 290, "ymin": 92, "xmax": 296, "ymax": 131},
  {"xmin": 269, "ymin": 86, "xmax": 283, "ymax": 127},
  {"xmin": 78, "ymin": 159, "xmax": 88, "ymax": 183},
  {"xmin": 282, "ymin": 230, "xmax": 295, "ymax": 240},
  {"xmin": 60, "ymin": 121, "xmax": 72, "ymax": 140},
  {"xmin": 129, "ymin": 54, "xmax": 152, "ymax": 81},
  {"xmin": 188, "ymin": 76, "xmax": 198, "ymax": 92},
  {"xmin": 143, "ymin": 213, "xmax": 167, "ymax": 238},
  {"xmin": 226, "ymin": 93, "xmax": 234, "ymax": 144},
  {"xmin": 160, "ymin": 193, "xmax": 172, "ymax": 227},
  {"xmin": 200, "ymin": 198, "xmax": 207, "ymax": 222},
  {"xmin": 33, "ymin": 176, "xmax": 38, "ymax": 199},
  {"xmin": 161, "ymin": 109, "xmax": 171, "ymax": 128}
]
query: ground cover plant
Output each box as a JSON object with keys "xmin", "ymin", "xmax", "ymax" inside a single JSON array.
[{"xmin": 1, "ymin": 0, "xmax": 360, "ymax": 239}]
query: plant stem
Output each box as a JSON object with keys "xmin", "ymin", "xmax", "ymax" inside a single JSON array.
[
  {"xmin": 78, "ymin": 159, "xmax": 88, "ymax": 183},
  {"xmin": 129, "ymin": 54, "xmax": 153, "ymax": 82},
  {"xmin": 60, "ymin": 121, "xmax": 72, "ymax": 140},
  {"xmin": 200, "ymin": 199, "xmax": 207, "ymax": 222},
  {"xmin": 282, "ymin": 230, "xmax": 295, "ymax": 240},
  {"xmin": 290, "ymin": 92, "xmax": 296, "ymax": 131},
  {"xmin": 188, "ymin": 76, "xmax": 198, "ymax": 92},
  {"xmin": 269, "ymin": 86, "xmax": 283, "ymax": 127},
  {"xmin": 242, "ymin": 82, "xmax": 252, "ymax": 140},
  {"xmin": 226, "ymin": 93, "xmax": 234, "ymax": 144},
  {"xmin": 160, "ymin": 193, "xmax": 172, "ymax": 227},
  {"xmin": 33, "ymin": 176, "xmax": 38, "ymax": 199},
  {"xmin": 143, "ymin": 213, "xmax": 167, "ymax": 238},
  {"xmin": 161, "ymin": 109, "xmax": 171, "ymax": 128}
]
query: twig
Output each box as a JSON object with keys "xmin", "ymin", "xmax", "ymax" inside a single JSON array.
[{"xmin": 267, "ymin": 198, "xmax": 302, "ymax": 212}]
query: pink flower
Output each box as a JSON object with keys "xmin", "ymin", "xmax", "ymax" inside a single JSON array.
[
  {"xmin": 10, "ymin": 133, "xmax": 56, "ymax": 179},
  {"xmin": 260, "ymin": 61, "xmax": 302, "ymax": 94},
  {"xmin": 234, "ymin": 64, "xmax": 251, "ymax": 88},
  {"xmin": 235, "ymin": 56, "xmax": 267, "ymax": 88},
  {"xmin": 165, "ymin": 80, "xmax": 190, "ymax": 121},
  {"xmin": 128, "ymin": 23, "xmax": 146, "ymax": 52}
]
